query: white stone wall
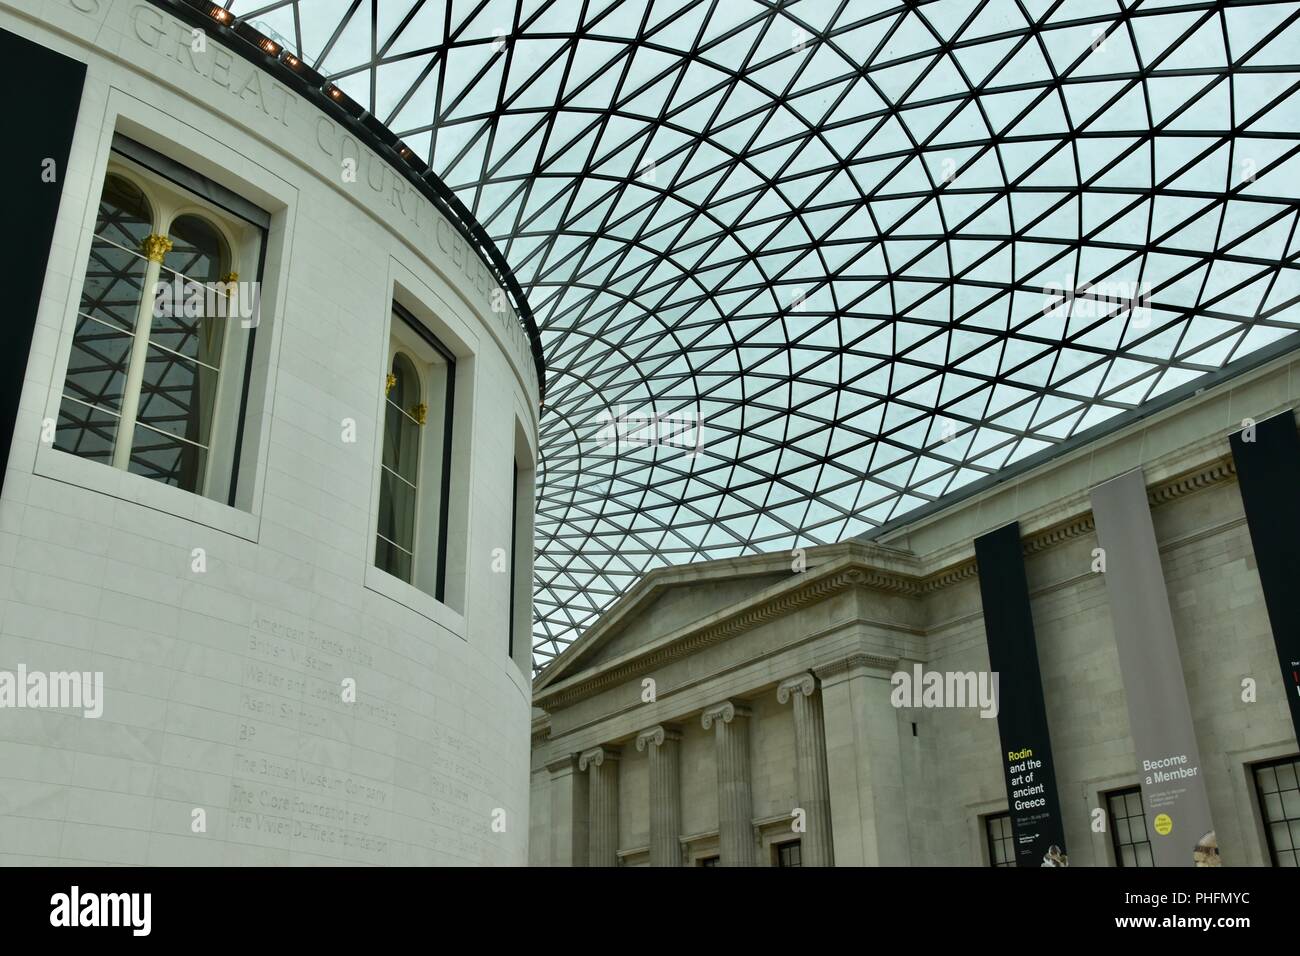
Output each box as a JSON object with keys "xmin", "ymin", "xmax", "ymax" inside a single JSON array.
[{"xmin": 0, "ymin": 0, "xmax": 536, "ymax": 864}]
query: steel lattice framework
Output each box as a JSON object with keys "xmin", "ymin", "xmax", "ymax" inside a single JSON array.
[{"xmin": 224, "ymin": 0, "xmax": 1300, "ymax": 670}]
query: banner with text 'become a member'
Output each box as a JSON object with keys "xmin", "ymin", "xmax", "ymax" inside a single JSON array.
[{"xmin": 1091, "ymin": 470, "xmax": 1218, "ymax": 868}]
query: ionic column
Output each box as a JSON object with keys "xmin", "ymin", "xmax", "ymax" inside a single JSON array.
[
  {"xmin": 777, "ymin": 672, "xmax": 834, "ymax": 866},
  {"xmin": 579, "ymin": 745, "xmax": 620, "ymax": 867},
  {"xmin": 636, "ymin": 725, "xmax": 683, "ymax": 867},
  {"xmin": 701, "ymin": 701, "xmax": 755, "ymax": 866}
]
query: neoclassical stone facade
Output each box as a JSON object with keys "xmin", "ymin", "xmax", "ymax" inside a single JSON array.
[{"xmin": 530, "ymin": 351, "xmax": 1300, "ymax": 866}]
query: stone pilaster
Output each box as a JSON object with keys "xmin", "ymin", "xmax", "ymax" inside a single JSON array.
[
  {"xmin": 579, "ymin": 745, "xmax": 621, "ymax": 867},
  {"xmin": 777, "ymin": 672, "xmax": 834, "ymax": 866},
  {"xmin": 814, "ymin": 654, "xmax": 912, "ymax": 865},
  {"xmin": 636, "ymin": 724, "xmax": 683, "ymax": 867},
  {"xmin": 701, "ymin": 700, "xmax": 755, "ymax": 866},
  {"xmin": 546, "ymin": 754, "xmax": 588, "ymax": 867}
]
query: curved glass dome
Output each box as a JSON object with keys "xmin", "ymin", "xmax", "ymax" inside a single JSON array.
[{"xmin": 226, "ymin": 0, "xmax": 1300, "ymax": 670}]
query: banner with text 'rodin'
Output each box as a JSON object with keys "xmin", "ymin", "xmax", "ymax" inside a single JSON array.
[
  {"xmin": 974, "ymin": 522, "xmax": 1069, "ymax": 867},
  {"xmin": 1091, "ymin": 469, "xmax": 1218, "ymax": 867}
]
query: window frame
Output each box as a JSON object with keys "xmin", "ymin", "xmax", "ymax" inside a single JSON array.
[
  {"xmin": 1252, "ymin": 754, "xmax": 1300, "ymax": 867},
  {"xmin": 509, "ymin": 457, "xmax": 519, "ymax": 658},
  {"xmin": 377, "ymin": 303, "xmax": 456, "ymax": 604},
  {"xmin": 984, "ymin": 811, "xmax": 1015, "ymax": 867},
  {"xmin": 375, "ymin": 349, "xmax": 425, "ymax": 585},
  {"xmin": 110, "ymin": 135, "xmax": 271, "ymax": 510},
  {"xmin": 772, "ymin": 840, "xmax": 802, "ymax": 868},
  {"xmin": 509, "ymin": 417, "xmax": 537, "ymax": 672},
  {"xmin": 1105, "ymin": 786, "xmax": 1154, "ymax": 868},
  {"xmin": 53, "ymin": 137, "xmax": 266, "ymax": 505}
]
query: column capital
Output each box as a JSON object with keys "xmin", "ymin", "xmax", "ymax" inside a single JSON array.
[
  {"xmin": 777, "ymin": 671, "xmax": 818, "ymax": 704},
  {"xmin": 635, "ymin": 724, "xmax": 683, "ymax": 751},
  {"xmin": 139, "ymin": 233, "xmax": 173, "ymax": 263},
  {"xmin": 701, "ymin": 700, "xmax": 751, "ymax": 729},
  {"xmin": 546, "ymin": 753, "xmax": 581, "ymax": 776},
  {"xmin": 578, "ymin": 745, "xmax": 621, "ymax": 771}
]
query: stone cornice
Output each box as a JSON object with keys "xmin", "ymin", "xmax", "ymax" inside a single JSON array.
[
  {"xmin": 913, "ymin": 456, "xmax": 1236, "ymax": 594},
  {"xmin": 916, "ymin": 561, "xmax": 978, "ymax": 592},
  {"xmin": 536, "ymin": 563, "xmax": 867, "ymax": 710},
  {"xmin": 534, "ymin": 454, "xmax": 1238, "ymax": 712},
  {"xmin": 532, "ymin": 553, "xmax": 822, "ymax": 696},
  {"xmin": 545, "ymin": 754, "xmax": 579, "ymax": 775},
  {"xmin": 531, "ymin": 714, "xmax": 551, "ymax": 740},
  {"xmin": 1148, "ymin": 455, "xmax": 1235, "ymax": 505},
  {"xmin": 678, "ymin": 829, "xmax": 720, "ymax": 848},
  {"xmin": 813, "ymin": 653, "xmax": 900, "ymax": 681}
]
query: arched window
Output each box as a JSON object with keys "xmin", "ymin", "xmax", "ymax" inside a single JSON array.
[
  {"xmin": 97, "ymin": 174, "xmax": 153, "ymax": 247},
  {"xmin": 376, "ymin": 351, "xmax": 424, "ymax": 582},
  {"xmin": 55, "ymin": 156, "xmax": 256, "ymax": 499},
  {"xmin": 56, "ymin": 174, "xmax": 155, "ymax": 464},
  {"xmin": 372, "ymin": 307, "xmax": 456, "ymax": 603},
  {"xmin": 167, "ymin": 214, "xmax": 226, "ymax": 283}
]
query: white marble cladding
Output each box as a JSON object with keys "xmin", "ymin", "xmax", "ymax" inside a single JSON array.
[{"xmin": 0, "ymin": 1, "xmax": 536, "ymax": 864}]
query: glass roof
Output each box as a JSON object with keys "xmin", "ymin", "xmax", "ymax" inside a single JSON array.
[{"xmin": 226, "ymin": 0, "xmax": 1300, "ymax": 671}]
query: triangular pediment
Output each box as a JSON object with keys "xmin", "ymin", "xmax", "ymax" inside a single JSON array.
[{"xmin": 533, "ymin": 552, "xmax": 796, "ymax": 692}]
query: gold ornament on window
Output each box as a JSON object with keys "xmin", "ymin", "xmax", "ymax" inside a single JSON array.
[
  {"xmin": 385, "ymin": 373, "xmax": 397, "ymax": 395},
  {"xmin": 412, "ymin": 402, "xmax": 428, "ymax": 426},
  {"xmin": 140, "ymin": 234, "xmax": 174, "ymax": 263}
]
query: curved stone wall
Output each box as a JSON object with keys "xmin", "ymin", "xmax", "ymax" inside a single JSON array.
[{"xmin": 0, "ymin": 0, "xmax": 536, "ymax": 865}]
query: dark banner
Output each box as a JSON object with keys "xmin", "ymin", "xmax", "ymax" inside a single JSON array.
[
  {"xmin": 0, "ymin": 28, "xmax": 85, "ymax": 494},
  {"xmin": 975, "ymin": 522, "xmax": 1070, "ymax": 867},
  {"xmin": 1229, "ymin": 411, "xmax": 1300, "ymax": 746},
  {"xmin": 1092, "ymin": 470, "xmax": 1217, "ymax": 867}
]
